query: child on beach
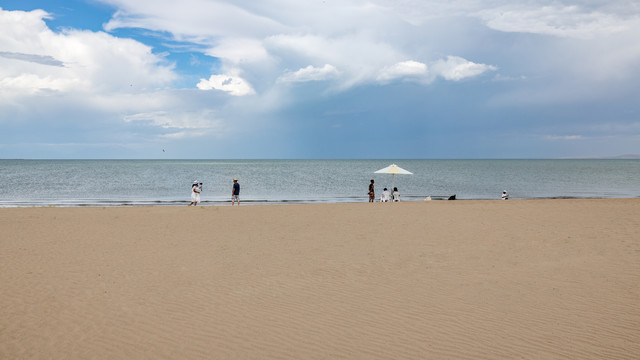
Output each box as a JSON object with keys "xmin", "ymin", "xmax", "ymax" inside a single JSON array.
[{"xmin": 392, "ymin": 187, "xmax": 400, "ymax": 202}]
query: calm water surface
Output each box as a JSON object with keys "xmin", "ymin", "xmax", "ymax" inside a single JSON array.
[{"xmin": 0, "ymin": 159, "xmax": 638, "ymax": 206}]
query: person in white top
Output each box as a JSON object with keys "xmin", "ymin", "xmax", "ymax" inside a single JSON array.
[
  {"xmin": 380, "ymin": 188, "xmax": 391, "ymax": 202},
  {"xmin": 189, "ymin": 180, "xmax": 201, "ymax": 206},
  {"xmin": 501, "ymin": 190, "xmax": 509, "ymax": 200},
  {"xmin": 392, "ymin": 187, "xmax": 400, "ymax": 202}
]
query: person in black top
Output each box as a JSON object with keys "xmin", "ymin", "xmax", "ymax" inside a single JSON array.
[
  {"xmin": 232, "ymin": 178, "xmax": 240, "ymax": 206},
  {"xmin": 368, "ymin": 179, "xmax": 375, "ymax": 203}
]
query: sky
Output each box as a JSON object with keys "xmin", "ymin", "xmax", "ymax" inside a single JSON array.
[{"xmin": 1, "ymin": 0, "xmax": 639, "ymax": 159}]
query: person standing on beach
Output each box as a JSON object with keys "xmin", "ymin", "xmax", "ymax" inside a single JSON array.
[
  {"xmin": 232, "ymin": 178, "xmax": 240, "ymax": 206},
  {"xmin": 368, "ymin": 179, "xmax": 375, "ymax": 202},
  {"xmin": 189, "ymin": 181, "xmax": 201, "ymax": 206}
]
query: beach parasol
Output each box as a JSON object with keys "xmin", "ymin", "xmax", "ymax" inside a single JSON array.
[{"xmin": 374, "ymin": 164, "xmax": 413, "ymax": 192}]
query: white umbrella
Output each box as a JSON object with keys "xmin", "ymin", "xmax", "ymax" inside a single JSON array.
[{"xmin": 374, "ymin": 164, "xmax": 413, "ymax": 193}]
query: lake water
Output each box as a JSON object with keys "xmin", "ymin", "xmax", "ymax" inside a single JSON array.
[{"xmin": 1, "ymin": 159, "xmax": 638, "ymax": 207}]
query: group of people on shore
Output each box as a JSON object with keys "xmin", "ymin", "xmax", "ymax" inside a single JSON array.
[
  {"xmin": 190, "ymin": 178, "xmax": 508, "ymax": 206},
  {"xmin": 188, "ymin": 178, "xmax": 240, "ymax": 206},
  {"xmin": 368, "ymin": 179, "xmax": 400, "ymax": 202},
  {"xmin": 368, "ymin": 179, "xmax": 510, "ymax": 202}
]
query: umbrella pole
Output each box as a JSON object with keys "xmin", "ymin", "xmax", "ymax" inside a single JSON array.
[{"xmin": 392, "ymin": 173, "xmax": 395, "ymax": 192}]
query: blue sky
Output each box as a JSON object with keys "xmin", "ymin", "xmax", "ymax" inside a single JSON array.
[{"xmin": 1, "ymin": 0, "xmax": 639, "ymax": 159}]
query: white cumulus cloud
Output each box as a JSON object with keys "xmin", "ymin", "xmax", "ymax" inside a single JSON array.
[
  {"xmin": 197, "ymin": 74, "xmax": 255, "ymax": 96},
  {"xmin": 377, "ymin": 60, "xmax": 428, "ymax": 82},
  {"xmin": 0, "ymin": 8, "xmax": 175, "ymax": 97},
  {"xmin": 278, "ymin": 64, "xmax": 339, "ymax": 83},
  {"xmin": 431, "ymin": 56, "xmax": 497, "ymax": 81}
]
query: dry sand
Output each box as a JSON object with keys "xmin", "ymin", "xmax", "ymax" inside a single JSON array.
[{"xmin": 1, "ymin": 199, "xmax": 639, "ymax": 359}]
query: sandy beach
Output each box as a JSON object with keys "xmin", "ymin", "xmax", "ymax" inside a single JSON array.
[{"xmin": 1, "ymin": 199, "xmax": 639, "ymax": 359}]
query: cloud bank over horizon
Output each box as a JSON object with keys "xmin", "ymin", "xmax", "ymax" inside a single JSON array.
[{"xmin": 1, "ymin": 1, "xmax": 639, "ymax": 158}]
